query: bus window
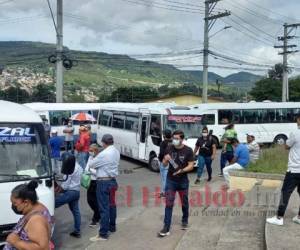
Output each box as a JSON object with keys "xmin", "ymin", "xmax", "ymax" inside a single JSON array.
[
  {"xmin": 100, "ymin": 110, "xmax": 113, "ymax": 127},
  {"xmin": 49, "ymin": 111, "xmax": 71, "ymax": 126},
  {"xmin": 140, "ymin": 117, "xmax": 148, "ymax": 143},
  {"xmin": 243, "ymin": 110, "xmax": 258, "ymax": 124},
  {"xmin": 112, "ymin": 112, "xmax": 125, "ymax": 129},
  {"xmin": 125, "ymin": 113, "xmax": 139, "ymax": 132},
  {"xmin": 218, "ymin": 110, "xmax": 233, "ymax": 124},
  {"xmin": 150, "ymin": 115, "xmax": 162, "ymax": 146},
  {"xmin": 233, "ymin": 110, "xmax": 242, "ymax": 124},
  {"xmin": 202, "ymin": 114, "xmax": 215, "ymax": 125}
]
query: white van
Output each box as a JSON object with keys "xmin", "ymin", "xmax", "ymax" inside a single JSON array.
[{"xmin": 0, "ymin": 101, "xmax": 54, "ymax": 245}]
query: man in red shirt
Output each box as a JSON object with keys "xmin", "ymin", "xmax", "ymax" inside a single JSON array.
[{"xmin": 76, "ymin": 126, "xmax": 91, "ymax": 169}]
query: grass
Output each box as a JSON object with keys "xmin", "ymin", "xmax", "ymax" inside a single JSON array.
[{"xmin": 246, "ymin": 146, "xmax": 288, "ymax": 175}]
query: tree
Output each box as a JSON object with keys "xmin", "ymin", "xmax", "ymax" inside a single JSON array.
[
  {"xmin": 268, "ymin": 63, "xmax": 291, "ymax": 80},
  {"xmin": 32, "ymin": 84, "xmax": 55, "ymax": 102},
  {"xmin": 250, "ymin": 78, "xmax": 281, "ymax": 101}
]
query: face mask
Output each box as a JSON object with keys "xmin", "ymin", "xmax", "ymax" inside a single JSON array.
[
  {"xmin": 172, "ymin": 139, "xmax": 181, "ymax": 147},
  {"xmin": 11, "ymin": 204, "xmax": 24, "ymax": 215},
  {"xmin": 202, "ymin": 133, "xmax": 208, "ymax": 137},
  {"xmin": 89, "ymin": 152, "xmax": 95, "ymax": 157}
]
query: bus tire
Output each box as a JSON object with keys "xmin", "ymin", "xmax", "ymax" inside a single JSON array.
[
  {"xmin": 274, "ymin": 134, "xmax": 287, "ymax": 145},
  {"xmin": 149, "ymin": 155, "xmax": 160, "ymax": 172}
]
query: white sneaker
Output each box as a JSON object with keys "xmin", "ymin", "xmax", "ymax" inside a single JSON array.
[
  {"xmin": 90, "ymin": 235, "xmax": 108, "ymax": 242},
  {"xmin": 266, "ymin": 216, "xmax": 284, "ymax": 226},
  {"xmin": 292, "ymin": 215, "xmax": 300, "ymax": 224}
]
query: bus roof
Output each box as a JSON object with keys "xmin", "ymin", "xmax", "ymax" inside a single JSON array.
[
  {"xmin": 0, "ymin": 101, "xmax": 42, "ymax": 123},
  {"xmin": 24, "ymin": 102, "xmax": 102, "ymax": 111},
  {"xmin": 190, "ymin": 102, "xmax": 300, "ymax": 111}
]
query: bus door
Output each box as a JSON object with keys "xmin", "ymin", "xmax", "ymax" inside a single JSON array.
[{"xmin": 138, "ymin": 113, "xmax": 150, "ymax": 160}]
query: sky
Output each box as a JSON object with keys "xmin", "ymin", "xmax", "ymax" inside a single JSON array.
[{"xmin": 0, "ymin": 0, "xmax": 300, "ymax": 76}]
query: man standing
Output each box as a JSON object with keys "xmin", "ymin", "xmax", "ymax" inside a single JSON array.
[
  {"xmin": 43, "ymin": 118, "xmax": 51, "ymax": 139},
  {"xmin": 49, "ymin": 130, "xmax": 63, "ymax": 174},
  {"xmin": 246, "ymin": 134, "xmax": 260, "ymax": 163},
  {"xmin": 220, "ymin": 123, "xmax": 237, "ymax": 177},
  {"xmin": 89, "ymin": 134, "xmax": 120, "ymax": 241},
  {"xmin": 267, "ymin": 114, "xmax": 300, "ymax": 226},
  {"xmin": 158, "ymin": 129, "xmax": 173, "ymax": 198},
  {"xmin": 223, "ymin": 138, "xmax": 250, "ymax": 188},
  {"xmin": 75, "ymin": 126, "xmax": 90, "ymax": 169},
  {"xmin": 85, "ymin": 144, "xmax": 101, "ymax": 227},
  {"xmin": 159, "ymin": 130, "xmax": 194, "ymax": 237},
  {"xmin": 194, "ymin": 127, "xmax": 217, "ymax": 184},
  {"xmin": 55, "ymin": 154, "xmax": 83, "ymax": 238},
  {"xmin": 63, "ymin": 121, "xmax": 74, "ymax": 153}
]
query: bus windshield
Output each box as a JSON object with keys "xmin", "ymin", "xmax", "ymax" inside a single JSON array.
[
  {"xmin": 163, "ymin": 115, "xmax": 203, "ymax": 139},
  {"xmin": 0, "ymin": 123, "xmax": 51, "ymax": 183}
]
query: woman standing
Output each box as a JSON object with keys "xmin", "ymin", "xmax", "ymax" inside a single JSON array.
[{"xmin": 4, "ymin": 181, "xmax": 53, "ymax": 250}]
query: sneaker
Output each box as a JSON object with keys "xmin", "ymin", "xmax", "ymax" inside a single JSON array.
[
  {"xmin": 218, "ymin": 173, "xmax": 223, "ymax": 177},
  {"xmin": 266, "ymin": 216, "xmax": 283, "ymax": 226},
  {"xmin": 181, "ymin": 222, "xmax": 188, "ymax": 230},
  {"xmin": 194, "ymin": 179, "xmax": 200, "ymax": 184},
  {"xmin": 90, "ymin": 235, "xmax": 108, "ymax": 242},
  {"xmin": 89, "ymin": 221, "xmax": 97, "ymax": 228},
  {"xmin": 158, "ymin": 227, "xmax": 170, "ymax": 237},
  {"xmin": 70, "ymin": 231, "xmax": 81, "ymax": 238},
  {"xmin": 109, "ymin": 226, "xmax": 116, "ymax": 233},
  {"xmin": 292, "ymin": 215, "xmax": 300, "ymax": 224}
]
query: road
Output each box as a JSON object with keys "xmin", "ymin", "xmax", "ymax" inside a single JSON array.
[{"xmin": 53, "ymin": 153, "xmax": 227, "ymax": 249}]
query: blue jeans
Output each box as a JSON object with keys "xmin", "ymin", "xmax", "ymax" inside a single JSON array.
[
  {"xmin": 77, "ymin": 152, "xmax": 88, "ymax": 169},
  {"xmin": 164, "ymin": 179, "xmax": 189, "ymax": 231},
  {"xmin": 220, "ymin": 151, "xmax": 234, "ymax": 174},
  {"xmin": 160, "ymin": 163, "xmax": 169, "ymax": 193},
  {"xmin": 197, "ymin": 155, "xmax": 212, "ymax": 179},
  {"xmin": 55, "ymin": 190, "xmax": 81, "ymax": 233},
  {"xmin": 96, "ymin": 179, "xmax": 118, "ymax": 238}
]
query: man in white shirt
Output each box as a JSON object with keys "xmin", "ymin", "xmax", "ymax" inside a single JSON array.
[
  {"xmin": 89, "ymin": 134, "xmax": 120, "ymax": 241},
  {"xmin": 267, "ymin": 113, "xmax": 300, "ymax": 226},
  {"xmin": 85, "ymin": 144, "xmax": 101, "ymax": 227},
  {"xmin": 55, "ymin": 154, "xmax": 83, "ymax": 238},
  {"xmin": 246, "ymin": 134, "xmax": 260, "ymax": 163}
]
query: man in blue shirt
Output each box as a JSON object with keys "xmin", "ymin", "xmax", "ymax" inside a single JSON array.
[
  {"xmin": 223, "ymin": 138, "xmax": 250, "ymax": 188},
  {"xmin": 49, "ymin": 130, "xmax": 63, "ymax": 174}
]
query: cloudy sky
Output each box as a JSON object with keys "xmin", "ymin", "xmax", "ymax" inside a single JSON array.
[{"xmin": 0, "ymin": 0, "xmax": 300, "ymax": 76}]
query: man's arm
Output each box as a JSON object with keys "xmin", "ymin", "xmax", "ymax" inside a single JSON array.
[
  {"xmin": 285, "ymin": 132, "xmax": 295, "ymax": 150},
  {"xmin": 211, "ymin": 144, "xmax": 217, "ymax": 160}
]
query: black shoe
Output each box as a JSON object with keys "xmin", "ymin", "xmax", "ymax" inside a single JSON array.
[
  {"xmin": 158, "ymin": 226, "xmax": 170, "ymax": 237},
  {"xmin": 218, "ymin": 173, "xmax": 223, "ymax": 177},
  {"xmin": 109, "ymin": 226, "xmax": 116, "ymax": 233},
  {"xmin": 181, "ymin": 222, "xmax": 188, "ymax": 230},
  {"xmin": 194, "ymin": 179, "xmax": 200, "ymax": 184},
  {"xmin": 207, "ymin": 176, "xmax": 212, "ymax": 182},
  {"xmin": 70, "ymin": 231, "xmax": 81, "ymax": 238}
]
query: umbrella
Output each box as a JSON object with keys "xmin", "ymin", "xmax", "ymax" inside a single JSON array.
[{"xmin": 70, "ymin": 112, "xmax": 96, "ymax": 122}]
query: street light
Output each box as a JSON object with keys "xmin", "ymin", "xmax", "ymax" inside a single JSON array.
[{"xmin": 209, "ymin": 26, "xmax": 232, "ymax": 39}]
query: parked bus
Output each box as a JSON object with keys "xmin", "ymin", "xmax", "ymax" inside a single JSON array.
[
  {"xmin": 97, "ymin": 103, "xmax": 203, "ymax": 171},
  {"xmin": 190, "ymin": 102, "xmax": 300, "ymax": 145},
  {"xmin": 24, "ymin": 103, "xmax": 101, "ymax": 142},
  {"xmin": 0, "ymin": 101, "xmax": 54, "ymax": 245}
]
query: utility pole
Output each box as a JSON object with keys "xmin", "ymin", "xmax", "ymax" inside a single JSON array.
[
  {"xmin": 275, "ymin": 23, "xmax": 300, "ymax": 102},
  {"xmin": 202, "ymin": 0, "xmax": 230, "ymax": 103},
  {"xmin": 56, "ymin": 0, "xmax": 63, "ymax": 103}
]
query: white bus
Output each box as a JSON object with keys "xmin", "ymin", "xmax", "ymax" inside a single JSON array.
[
  {"xmin": 24, "ymin": 103, "xmax": 101, "ymax": 142},
  {"xmin": 97, "ymin": 103, "xmax": 203, "ymax": 171},
  {"xmin": 190, "ymin": 102, "xmax": 300, "ymax": 145},
  {"xmin": 0, "ymin": 101, "xmax": 54, "ymax": 245}
]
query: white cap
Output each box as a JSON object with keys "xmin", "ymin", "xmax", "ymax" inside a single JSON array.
[{"xmin": 51, "ymin": 129, "xmax": 58, "ymax": 134}]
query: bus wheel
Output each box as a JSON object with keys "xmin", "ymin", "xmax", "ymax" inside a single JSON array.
[
  {"xmin": 274, "ymin": 135, "xmax": 287, "ymax": 145},
  {"xmin": 149, "ymin": 156, "xmax": 160, "ymax": 172}
]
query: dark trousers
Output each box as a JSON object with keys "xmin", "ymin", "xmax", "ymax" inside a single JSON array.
[
  {"xmin": 164, "ymin": 179, "xmax": 189, "ymax": 231},
  {"xmin": 96, "ymin": 179, "xmax": 118, "ymax": 238},
  {"xmin": 197, "ymin": 155, "xmax": 212, "ymax": 179},
  {"xmin": 277, "ymin": 172, "xmax": 300, "ymax": 217},
  {"xmin": 65, "ymin": 140, "xmax": 74, "ymax": 152},
  {"xmin": 87, "ymin": 180, "xmax": 100, "ymax": 223},
  {"xmin": 220, "ymin": 151, "xmax": 234, "ymax": 174}
]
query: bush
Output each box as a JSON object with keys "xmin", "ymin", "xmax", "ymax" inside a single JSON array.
[{"xmin": 247, "ymin": 146, "xmax": 288, "ymax": 174}]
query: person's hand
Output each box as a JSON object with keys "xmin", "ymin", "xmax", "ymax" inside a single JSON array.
[
  {"xmin": 173, "ymin": 169, "xmax": 184, "ymax": 176},
  {"xmin": 6, "ymin": 233, "xmax": 20, "ymax": 246},
  {"xmin": 164, "ymin": 154, "xmax": 171, "ymax": 162}
]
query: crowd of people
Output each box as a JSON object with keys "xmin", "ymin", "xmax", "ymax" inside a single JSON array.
[{"xmin": 7, "ymin": 114, "xmax": 300, "ymax": 247}]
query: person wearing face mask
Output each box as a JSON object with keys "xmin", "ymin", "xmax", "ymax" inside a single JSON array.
[
  {"xmin": 85, "ymin": 144, "xmax": 101, "ymax": 227},
  {"xmin": 223, "ymin": 138, "xmax": 249, "ymax": 188},
  {"xmin": 159, "ymin": 130, "xmax": 194, "ymax": 237},
  {"xmin": 63, "ymin": 121, "xmax": 74, "ymax": 153},
  {"xmin": 4, "ymin": 181, "xmax": 53, "ymax": 250},
  {"xmin": 194, "ymin": 127, "xmax": 217, "ymax": 184}
]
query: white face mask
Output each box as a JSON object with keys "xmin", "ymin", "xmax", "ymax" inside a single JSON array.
[
  {"xmin": 202, "ymin": 133, "xmax": 208, "ymax": 137},
  {"xmin": 172, "ymin": 139, "xmax": 181, "ymax": 147},
  {"xmin": 89, "ymin": 152, "xmax": 95, "ymax": 157}
]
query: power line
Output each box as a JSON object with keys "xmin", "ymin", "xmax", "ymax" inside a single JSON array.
[{"xmin": 46, "ymin": 0, "xmax": 58, "ymax": 33}]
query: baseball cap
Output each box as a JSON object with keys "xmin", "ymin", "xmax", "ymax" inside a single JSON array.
[
  {"xmin": 246, "ymin": 133, "xmax": 255, "ymax": 138},
  {"xmin": 51, "ymin": 129, "xmax": 58, "ymax": 134},
  {"xmin": 101, "ymin": 134, "xmax": 114, "ymax": 145}
]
